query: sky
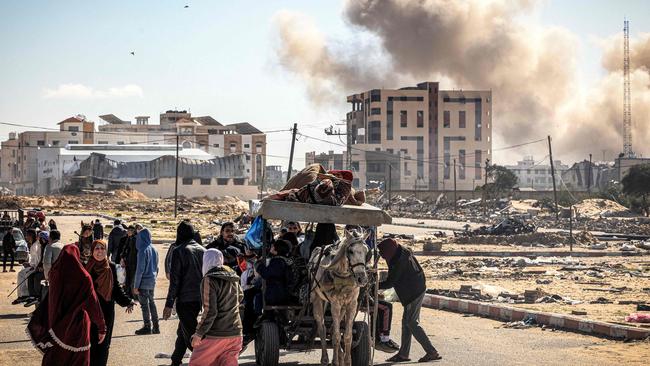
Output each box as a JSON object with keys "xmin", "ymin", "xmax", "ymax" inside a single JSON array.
[{"xmin": 1, "ymin": 0, "xmax": 649, "ymax": 168}]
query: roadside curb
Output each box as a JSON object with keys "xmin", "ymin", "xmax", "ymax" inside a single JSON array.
[
  {"xmin": 422, "ymin": 293, "xmax": 650, "ymax": 340},
  {"xmin": 415, "ymin": 250, "xmax": 646, "ymax": 257}
]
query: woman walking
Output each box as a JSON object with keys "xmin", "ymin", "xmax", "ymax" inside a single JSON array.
[
  {"xmin": 86, "ymin": 240, "xmax": 136, "ymax": 366},
  {"xmin": 189, "ymin": 249, "xmax": 243, "ymax": 366},
  {"xmin": 27, "ymin": 245, "xmax": 106, "ymax": 366}
]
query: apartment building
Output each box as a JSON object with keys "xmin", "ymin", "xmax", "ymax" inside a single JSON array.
[
  {"xmin": 505, "ymin": 156, "xmax": 568, "ymax": 191},
  {"xmin": 346, "ymin": 82, "xmax": 492, "ymax": 190},
  {"xmin": 305, "ymin": 150, "xmax": 345, "ymax": 171}
]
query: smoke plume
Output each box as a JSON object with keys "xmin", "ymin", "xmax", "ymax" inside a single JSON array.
[{"xmin": 273, "ymin": 0, "xmax": 650, "ymax": 162}]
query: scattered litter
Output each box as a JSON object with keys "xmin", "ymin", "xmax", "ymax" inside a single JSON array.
[
  {"xmin": 637, "ymin": 304, "xmax": 650, "ymax": 311},
  {"xmin": 625, "ymin": 313, "xmax": 650, "ymax": 323},
  {"xmin": 502, "ymin": 315, "xmax": 537, "ymax": 329},
  {"xmin": 590, "ymin": 297, "xmax": 613, "ymax": 304},
  {"xmin": 536, "ymin": 279, "xmax": 553, "ymax": 285},
  {"xmin": 587, "ymin": 243, "xmax": 608, "ymax": 250},
  {"xmin": 571, "ymin": 310, "xmax": 588, "ymax": 316}
]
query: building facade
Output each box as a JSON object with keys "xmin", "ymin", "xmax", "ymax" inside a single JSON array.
[
  {"xmin": 305, "ymin": 150, "xmax": 345, "ymax": 171},
  {"xmin": 346, "ymin": 82, "xmax": 492, "ymax": 190},
  {"xmin": 0, "ymin": 111, "xmax": 267, "ymax": 195},
  {"xmin": 505, "ymin": 156, "xmax": 569, "ymax": 191}
]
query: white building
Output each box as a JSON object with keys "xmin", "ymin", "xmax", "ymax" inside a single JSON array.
[{"xmin": 505, "ymin": 156, "xmax": 568, "ymax": 191}]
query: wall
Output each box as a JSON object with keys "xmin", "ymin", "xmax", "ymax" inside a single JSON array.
[{"xmin": 131, "ymin": 177, "xmax": 258, "ymax": 200}]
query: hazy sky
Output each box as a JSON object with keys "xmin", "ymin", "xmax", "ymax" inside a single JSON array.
[{"xmin": 1, "ymin": 0, "xmax": 649, "ymax": 167}]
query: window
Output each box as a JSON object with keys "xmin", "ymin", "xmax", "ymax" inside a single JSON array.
[
  {"xmin": 459, "ymin": 111, "xmax": 466, "ymax": 128},
  {"xmin": 68, "ymin": 140, "xmax": 78, "ymax": 145},
  {"xmin": 200, "ymin": 178, "xmax": 211, "ymax": 185},
  {"xmin": 217, "ymin": 178, "xmax": 229, "ymax": 185},
  {"xmin": 244, "ymin": 144, "xmax": 250, "ymax": 148},
  {"xmin": 230, "ymin": 143, "xmax": 236, "ymax": 148},
  {"xmin": 213, "ymin": 143, "xmax": 220, "ymax": 147},
  {"xmin": 368, "ymin": 121, "xmax": 381, "ymax": 144},
  {"xmin": 351, "ymin": 161, "xmax": 359, "ymax": 171},
  {"xmin": 68, "ymin": 126, "xmax": 79, "ymax": 132},
  {"xmin": 370, "ymin": 89, "xmax": 381, "ymax": 102},
  {"xmin": 417, "ymin": 111, "xmax": 424, "ymax": 128},
  {"xmin": 83, "ymin": 132, "xmax": 92, "ymax": 140},
  {"xmin": 404, "ymin": 162, "xmax": 411, "ymax": 176},
  {"xmin": 11, "ymin": 150, "xmax": 15, "ymax": 157},
  {"xmin": 400, "ymin": 111, "xmax": 407, "ymax": 127},
  {"xmin": 246, "ymin": 155, "xmax": 250, "ymax": 161},
  {"xmin": 387, "ymin": 148, "xmax": 394, "ymax": 154},
  {"xmin": 256, "ymin": 143, "xmax": 263, "ymax": 148},
  {"xmin": 443, "ymin": 111, "xmax": 450, "ymax": 128},
  {"xmin": 367, "ymin": 162, "xmax": 384, "ymax": 173},
  {"xmin": 98, "ymin": 141, "xmax": 108, "ymax": 144},
  {"xmin": 233, "ymin": 178, "xmax": 245, "ymax": 185},
  {"xmin": 52, "ymin": 140, "xmax": 59, "ymax": 146},
  {"xmin": 371, "ymin": 108, "xmax": 381, "ymax": 115},
  {"xmin": 37, "ymin": 140, "xmax": 45, "ymax": 146},
  {"xmin": 182, "ymin": 178, "xmax": 193, "ymax": 185},
  {"xmin": 117, "ymin": 141, "xmax": 125, "ymax": 145},
  {"xmin": 459, "ymin": 149, "xmax": 466, "ymax": 179}
]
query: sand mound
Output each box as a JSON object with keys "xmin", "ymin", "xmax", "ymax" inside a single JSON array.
[
  {"xmin": 574, "ymin": 199, "xmax": 632, "ymax": 218},
  {"xmin": 114, "ymin": 189, "xmax": 148, "ymax": 201}
]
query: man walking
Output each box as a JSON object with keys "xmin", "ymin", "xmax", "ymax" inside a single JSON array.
[
  {"xmin": 163, "ymin": 221, "xmax": 205, "ymax": 366},
  {"xmin": 378, "ymin": 238, "xmax": 442, "ymax": 363},
  {"xmin": 107, "ymin": 220, "xmax": 127, "ymax": 263}
]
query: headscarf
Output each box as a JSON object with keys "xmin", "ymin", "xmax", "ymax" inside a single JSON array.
[
  {"xmin": 136, "ymin": 228, "xmax": 152, "ymax": 252},
  {"xmin": 176, "ymin": 221, "xmax": 195, "ymax": 244},
  {"xmin": 202, "ymin": 248, "xmax": 224, "ymax": 276},
  {"xmin": 27, "ymin": 245, "xmax": 106, "ymax": 353},
  {"xmin": 378, "ymin": 238, "xmax": 399, "ymax": 263},
  {"xmin": 38, "ymin": 231, "xmax": 49, "ymax": 244},
  {"xmin": 85, "ymin": 240, "xmax": 113, "ymax": 302}
]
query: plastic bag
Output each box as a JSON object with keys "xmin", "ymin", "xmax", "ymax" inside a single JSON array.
[
  {"xmin": 116, "ymin": 264, "xmax": 126, "ymax": 285},
  {"xmin": 244, "ymin": 216, "xmax": 265, "ymax": 250}
]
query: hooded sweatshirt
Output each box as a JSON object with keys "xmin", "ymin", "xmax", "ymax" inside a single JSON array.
[
  {"xmin": 195, "ymin": 254, "xmax": 243, "ymax": 339},
  {"xmin": 134, "ymin": 228, "xmax": 158, "ymax": 290}
]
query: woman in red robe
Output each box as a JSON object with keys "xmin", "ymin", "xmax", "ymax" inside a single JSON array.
[{"xmin": 27, "ymin": 244, "xmax": 107, "ymax": 366}]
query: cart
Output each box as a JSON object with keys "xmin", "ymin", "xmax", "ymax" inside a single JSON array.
[{"xmin": 253, "ymin": 200, "xmax": 392, "ymax": 366}]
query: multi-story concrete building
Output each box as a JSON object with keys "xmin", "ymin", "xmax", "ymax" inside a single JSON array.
[
  {"xmin": 0, "ymin": 111, "xmax": 267, "ymax": 194},
  {"xmin": 305, "ymin": 150, "xmax": 345, "ymax": 171},
  {"xmin": 505, "ymin": 156, "xmax": 568, "ymax": 191},
  {"xmin": 346, "ymin": 82, "xmax": 492, "ymax": 190}
]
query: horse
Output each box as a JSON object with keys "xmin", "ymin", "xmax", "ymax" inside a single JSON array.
[{"xmin": 309, "ymin": 230, "xmax": 369, "ymax": 366}]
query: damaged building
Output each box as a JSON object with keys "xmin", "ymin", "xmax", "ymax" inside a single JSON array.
[{"xmin": 37, "ymin": 144, "xmax": 258, "ymax": 199}]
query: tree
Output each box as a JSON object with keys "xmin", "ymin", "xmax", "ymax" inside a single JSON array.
[
  {"xmin": 621, "ymin": 164, "xmax": 650, "ymax": 216},
  {"xmin": 478, "ymin": 164, "xmax": 518, "ymax": 199}
]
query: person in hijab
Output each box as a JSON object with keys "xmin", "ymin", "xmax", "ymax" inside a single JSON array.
[
  {"xmin": 86, "ymin": 240, "xmax": 136, "ymax": 366},
  {"xmin": 134, "ymin": 225, "xmax": 160, "ymax": 335},
  {"xmin": 164, "ymin": 221, "xmax": 205, "ymax": 366},
  {"xmin": 189, "ymin": 249, "xmax": 243, "ymax": 366},
  {"xmin": 48, "ymin": 219, "xmax": 57, "ymax": 231},
  {"xmin": 27, "ymin": 245, "xmax": 107, "ymax": 366},
  {"xmin": 77, "ymin": 224, "xmax": 94, "ymax": 265},
  {"xmin": 308, "ymin": 223, "xmax": 339, "ymax": 257}
]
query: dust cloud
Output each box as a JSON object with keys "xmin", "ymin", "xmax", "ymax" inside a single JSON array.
[{"xmin": 272, "ymin": 0, "xmax": 650, "ymax": 162}]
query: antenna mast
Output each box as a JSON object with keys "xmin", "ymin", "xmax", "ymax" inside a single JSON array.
[{"xmin": 623, "ymin": 19, "xmax": 634, "ymax": 158}]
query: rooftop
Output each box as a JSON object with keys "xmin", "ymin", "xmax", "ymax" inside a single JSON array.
[{"xmin": 58, "ymin": 144, "xmax": 215, "ymax": 162}]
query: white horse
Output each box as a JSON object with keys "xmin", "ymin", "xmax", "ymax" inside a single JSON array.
[{"xmin": 309, "ymin": 230, "xmax": 369, "ymax": 366}]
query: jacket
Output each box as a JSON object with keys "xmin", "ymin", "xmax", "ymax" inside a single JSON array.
[
  {"xmin": 379, "ymin": 245, "xmax": 426, "ymax": 306},
  {"xmin": 256, "ymin": 256, "xmax": 293, "ymax": 305},
  {"xmin": 165, "ymin": 239, "xmax": 205, "ymax": 308},
  {"xmin": 93, "ymin": 223, "xmax": 104, "ymax": 240},
  {"xmin": 42, "ymin": 241, "xmax": 64, "ymax": 280},
  {"xmin": 134, "ymin": 229, "xmax": 158, "ymax": 290},
  {"xmin": 195, "ymin": 266, "xmax": 243, "ymax": 339},
  {"xmin": 2, "ymin": 231, "xmax": 15, "ymax": 252},
  {"xmin": 207, "ymin": 236, "xmax": 245, "ymax": 266},
  {"xmin": 107, "ymin": 225, "xmax": 127, "ymax": 263}
]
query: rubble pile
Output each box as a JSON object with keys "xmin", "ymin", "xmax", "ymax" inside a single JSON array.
[
  {"xmin": 573, "ymin": 199, "xmax": 633, "ymax": 218},
  {"xmin": 453, "ymin": 232, "xmax": 569, "ymax": 247}
]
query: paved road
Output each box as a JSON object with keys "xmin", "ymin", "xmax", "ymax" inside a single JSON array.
[{"xmin": 1, "ymin": 215, "xmax": 647, "ymax": 365}]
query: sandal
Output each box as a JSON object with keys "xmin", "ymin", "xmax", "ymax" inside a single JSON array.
[
  {"xmin": 386, "ymin": 354, "xmax": 411, "ymax": 363},
  {"xmin": 419, "ymin": 352, "xmax": 443, "ymax": 362}
]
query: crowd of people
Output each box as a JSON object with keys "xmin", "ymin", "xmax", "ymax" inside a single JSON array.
[{"xmin": 2, "ymin": 210, "xmax": 441, "ymax": 365}]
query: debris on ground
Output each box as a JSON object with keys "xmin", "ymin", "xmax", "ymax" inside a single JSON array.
[{"xmin": 625, "ymin": 313, "xmax": 650, "ymax": 323}]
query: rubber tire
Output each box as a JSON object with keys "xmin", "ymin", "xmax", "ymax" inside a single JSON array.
[
  {"xmin": 351, "ymin": 321, "xmax": 370, "ymax": 366},
  {"xmin": 255, "ymin": 322, "xmax": 280, "ymax": 366}
]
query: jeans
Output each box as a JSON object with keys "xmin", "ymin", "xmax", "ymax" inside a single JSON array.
[
  {"xmin": 138, "ymin": 289, "xmax": 159, "ymax": 328},
  {"xmin": 171, "ymin": 301, "xmax": 201, "ymax": 365},
  {"xmin": 399, "ymin": 292, "xmax": 437, "ymax": 357}
]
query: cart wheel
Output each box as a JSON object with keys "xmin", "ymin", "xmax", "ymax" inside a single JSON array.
[
  {"xmin": 255, "ymin": 321, "xmax": 280, "ymax": 366},
  {"xmin": 351, "ymin": 321, "xmax": 370, "ymax": 366}
]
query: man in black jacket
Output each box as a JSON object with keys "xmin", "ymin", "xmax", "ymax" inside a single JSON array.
[
  {"xmin": 378, "ymin": 238, "xmax": 442, "ymax": 363},
  {"xmin": 107, "ymin": 220, "xmax": 127, "ymax": 263},
  {"xmin": 207, "ymin": 222, "xmax": 245, "ymax": 268},
  {"xmin": 163, "ymin": 221, "xmax": 206, "ymax": 366}
]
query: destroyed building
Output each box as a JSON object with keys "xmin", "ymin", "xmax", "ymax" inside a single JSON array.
[{"xmin": 36, "ymin": 144, "xmax": 258, "ymax": 199}]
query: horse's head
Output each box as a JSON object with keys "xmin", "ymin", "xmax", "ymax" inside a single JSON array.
[{"xmin": 341, "ymin": 229, "xmax": 369, "ymax": 287}]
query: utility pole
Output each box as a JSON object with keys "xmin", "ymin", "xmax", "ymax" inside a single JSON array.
[
  {"xmin": 453, "ymin": 158, "xmax": 457, "ymax": 213},
  {"xmin": 387, "ymin": 163, "xmax": 392, "ymax": 210},
  {"xmin": 286, "ymin": 123, "xmax": 298, "ymax": 183},
  {"xmin": 482, "ymin": 158, "xmax": 490, "ymax": 217},
  {"xmin": 587, "ymin": 153, "xmax": 593, "ymax": 194},
  {"xmin": 548, "ymin": 135, "xmax": 559, "ymax": 222},
  {"xmin": 174, "ymin": 134, "xmax": 179, "ymax": 218},
  {"xmin": 324, "ymin": 124, "xmax": 351, "ymax": 169}
]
